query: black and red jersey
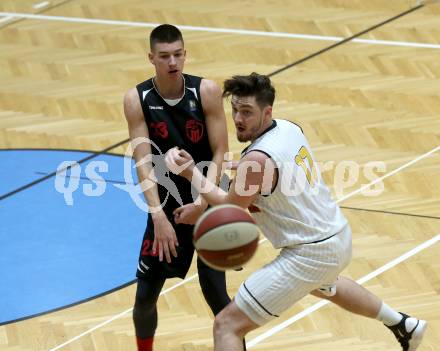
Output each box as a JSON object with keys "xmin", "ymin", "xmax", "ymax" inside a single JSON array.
[{"xmin": 136, "ymin": 74, "xmax": 213, "ymax": 214}]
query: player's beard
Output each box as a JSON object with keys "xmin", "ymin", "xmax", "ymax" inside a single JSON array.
[
  {"xmin": 237, "ymin": 125, "xmax": 258, "ymax": 142},
  {"xmin": 236, "ymin": 130, "xmax": 249, "ymax": 142},
  {"xmin": 237, "ymin": 111, "xmax": 265, "ymax": 142}
]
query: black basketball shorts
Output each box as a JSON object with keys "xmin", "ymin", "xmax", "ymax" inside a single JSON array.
[{"xmin": 136, "ymin": 212, "xmax": 196, "ymax": 279}]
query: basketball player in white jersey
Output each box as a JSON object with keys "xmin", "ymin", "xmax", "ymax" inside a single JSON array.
[{"xmin": 165, "ymin": 72, "xmax": 427, "ymax": 351}]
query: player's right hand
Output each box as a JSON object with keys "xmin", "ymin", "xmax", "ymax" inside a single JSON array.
[
  {"xmin": 165, "ymin": 146, "xmax": 195, "ymax": 179},
  {"xmin": 152, "ymin": 215, "xmax": 179, "ymax": 263},
  {"xmin": 173, "ymin": 202, "xmax": 206, "ymax": 225}
]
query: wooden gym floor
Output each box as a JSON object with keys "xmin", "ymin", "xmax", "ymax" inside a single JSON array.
[{"xmin": 0, "ymin": 0, "xmax": 439, "ymax": 350}]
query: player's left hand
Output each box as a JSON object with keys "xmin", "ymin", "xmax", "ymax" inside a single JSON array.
[
  {"xmin": 165, "ymin": 146, "xmax": 195, "ymax": 179},
  {"xmin": 173, "ymin": 202, "xmax": 207, "ymax": 225}
]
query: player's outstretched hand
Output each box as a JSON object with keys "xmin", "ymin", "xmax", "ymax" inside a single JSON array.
[
  {"xmin": 173, "ymin": 202, "xmax": 206, "ymax": 225},
  {"xmin": 165, "ymin": 146, "xmax": 195, "ymax": 179},
  {"xmin": 152, "ymin": 215, "xmax": 179, "ymax": 263}
]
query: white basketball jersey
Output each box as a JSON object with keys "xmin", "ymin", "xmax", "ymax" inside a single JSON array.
[{"xmin": 242, "ymin": 119, "xmax": 347, "ymax": 248}]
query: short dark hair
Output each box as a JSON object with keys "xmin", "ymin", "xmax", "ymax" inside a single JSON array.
[
  {"xmin": 149, "ymin": 24, "xmax": 184, "ymax": 51},
  {"xmin": 222, "ymin": 72, "xmax": 276, "ymax": 108}
]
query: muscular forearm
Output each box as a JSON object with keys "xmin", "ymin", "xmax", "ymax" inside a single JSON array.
[
  {"xmin": 191, "ymin": 166, "xmax": 228, "ymax": 206},
  {"xmin": 207, "ymin": 151, "xmax": 226, "ymax": 185},
  {"xmin": 136, "ymin": 166, "xmax": 167, "ymax": 219},
  {"xmin": 194, "ymin": 150, "xmax": 226, "ymax": 207}
]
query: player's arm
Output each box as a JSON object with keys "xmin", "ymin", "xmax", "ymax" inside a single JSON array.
[
  {"xmin": 200, "ymin": 78, "xmax": 229, "ymax": 190},
  {"xmin": 166, "ymin": 148, "xmax": 276, "ymax": 209},
  {"xmin": 123, "ymin": 88, "xmax": 178, "ymax": 263},
  {"xmin": 173, "ymin": 79, "xmax": 229, "ymax": 224}
]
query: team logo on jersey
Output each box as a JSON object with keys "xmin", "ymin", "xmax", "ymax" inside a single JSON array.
[
  {"xmin": 186, "ymin": 119, "xmax": 204, "ymax": 143},
  {"xmin": 189, "ymin": 100, "xmax": 197, "ymax": 111},
  {"xmin": 150, "ymin": 121, "xmax": 169, "ymax": 138}
]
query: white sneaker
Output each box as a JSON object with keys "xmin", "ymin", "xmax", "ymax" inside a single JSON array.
[{"xmin": 385, "ymin": 312, "xmax": 427, "ymax": 351}]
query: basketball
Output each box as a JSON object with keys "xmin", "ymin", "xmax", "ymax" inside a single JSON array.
[{"xmin": 193, "ymin": 204, "xmax": 260, "ymax": 270}]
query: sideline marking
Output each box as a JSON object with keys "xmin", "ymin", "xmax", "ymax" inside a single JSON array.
[
  {"xmin": 1, "ymin": 12, "xmax": 440, "ymax": 50},
  {"xmin": 48, "ymin": 274, "xmax": 199, "ymax": 351},
  {"xmin": 33, "ymin": 1, "xmax": 50, "ymax": 10},
  {"xmin": 337, "ymin": 146, "xmax": 440, "ymax": 204},
  {"xmin": 0, "ymin": 16, "xmax": 14, "ymax": 23}
]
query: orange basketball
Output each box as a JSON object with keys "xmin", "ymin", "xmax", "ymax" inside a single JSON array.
[{"xmin": 193, "ymin": 204, "xmax": 260, "ymax": 270}]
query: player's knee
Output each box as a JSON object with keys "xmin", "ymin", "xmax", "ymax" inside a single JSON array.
[
  {"xmin": 133, "ymin": 288, "xmax": 158, "ymax": 321},
  {"xmin": 134, "ymin": 284, "xmax": 155, "ymax": 307},
  {"xmin": 214, "ymin": 308, "xmax": 248, "ymax": 339},
  {"xmin": 134, "ymin": 278, "xmax": 165, "ymax": 312},
  {"xmin": 133, "ymin": 297, "xmax": 154, "ymax": 315},
  {"xmin": 213, "ymin": 309, "xmax": 231, "ymax": 337}
]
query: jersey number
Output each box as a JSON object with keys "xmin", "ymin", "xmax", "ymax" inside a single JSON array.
[
  {"xmin": 141, "ymin": 239, "xmax": 158, "ymax": 257},
  {"xmin": 295, "ymin": 146, "xmax": 317, "ymax": 187}
]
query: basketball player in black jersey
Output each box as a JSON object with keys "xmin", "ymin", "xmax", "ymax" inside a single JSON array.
[{"xmin": 123, "ymin": 25, "xmax": 241, "ymax": 350}]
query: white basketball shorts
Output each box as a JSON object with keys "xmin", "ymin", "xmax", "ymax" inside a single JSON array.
[{"xmin": 235, "ymin": 224, "xmax": 352, "ymax": 325}]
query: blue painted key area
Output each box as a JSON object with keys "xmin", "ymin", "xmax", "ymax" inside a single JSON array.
[{"xmin": 0, "ymin": 149, "xmax": 147, "ymax": 325}]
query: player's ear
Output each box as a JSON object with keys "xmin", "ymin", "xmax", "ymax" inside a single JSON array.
[
  {"xmin": 148, "ymin": 52, "xmax": 154, "ymax": 64},
  {"xmin": 264, "ymin": 105, "xmax": 272, "ymax": 118}
]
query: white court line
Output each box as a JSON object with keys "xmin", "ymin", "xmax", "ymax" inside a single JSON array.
[
  {"xmin": 1, "ymin": 12, "xmax": 440, "ymax": 50},
  {"xmin": 49, "ymin": 144, "xmax": 439, "ymax": 350},
  {"xmin": 0, "ymin": 16, "xmax": 14, "ymax": 23},
  {"xmin": 336, "ymin": 145, "xmax": 440, "ymax": 203},
  {"xmin": 48, "ymin": 273, "xmax": 199, "ymax": 351},
  {"xmin": 33, "ymin": 1, "xmax": 50, "ymax": 10},
  {"xmin": 247, "ymin": 233, "xmax": 440, "ymax": 348}
]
